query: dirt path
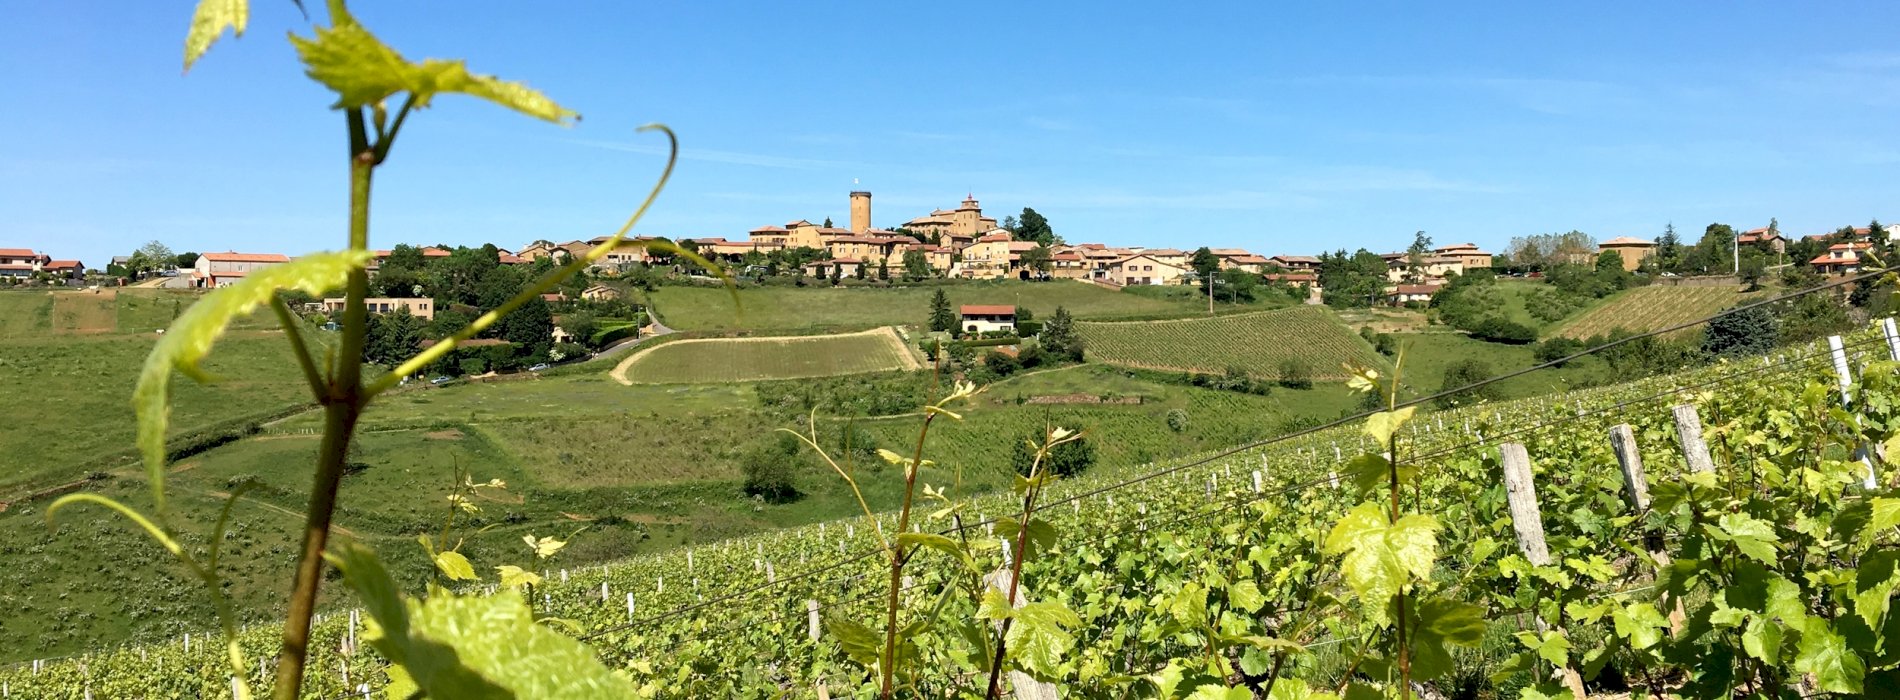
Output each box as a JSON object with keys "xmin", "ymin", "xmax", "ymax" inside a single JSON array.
[
  {"xmin": 204, "ymin": 488, "xmax": 359, "ymax": 538},
  {"xmin": 609, "ymin": 326, "xmax": 914, "ymax": 385}
]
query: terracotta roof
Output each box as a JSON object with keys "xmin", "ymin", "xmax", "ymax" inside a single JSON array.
[
  {"xmin": 1828, "ymin": 242, "xmax": 1872, "ymax": 251},
  {"xmin": 1006, "ymin": 242, "xmax": 1040, "ymax": 251},
  {"xmin": 1144, "ymin": 248, "xmax": 1184, "ymax": 256},
  {"xmin": 960, "ymin": 305, "xmax": 1015, "ymax": 316},
  {"xmin": 1600, "ymin": 236, "xmax": 1653, "ymax": 246},
  {"xmin": 540, "ymin": 293, "xmax": 566, "ymax": 302},
  {"xmin": 1392, "ymin": 284, "xmax": 1440, "ymax": 295},
  {"xmin": 0, "ymin": 248, "xmax": 39, "ymax": 257},
  {"xmin": 1434, "ymin": 243, "xmax": 1481, "ymax": 252},
  {"xmin": 786, "ymin": 219, "xmax": 814, "ymax": 227},
  {"xmin": 750, "ymin": 225, "xmax": 787, "ymax": 234},
  {"xmin": 497, "ymin": 253, "xmax": 525, "ymax": 264},
  {"xmin": 43, "ymin": 260, "xmax": 83, "ymax": 270},
  {"xmin": 1271, "ymin": 255, "xmax": 1320, "ymax": 264},
  {"xmin": 976, "ymin": 232, "xmax": 1011, "ymax": 243},
  {"xmin": 817, "ymin": 227, "xmax": 854, "ymax": 235},
  {"xmin": 1208, "ymin": 248, "xmax": 1251, "ymax": 256},
  {"xmin": 1812, "ymin": 254, "xmax": 1857, "ymax": 265},
  {"xmin": 1231, "ymin": 255, "xmax": 1272, "ymax": 264},
  {"xmin": 1051, "ymin": 252, "xmax": 1083, "ymax": 261},
  {"xmin": 203, "ymin": 252, "xmax": 289, "ymax": 263}
]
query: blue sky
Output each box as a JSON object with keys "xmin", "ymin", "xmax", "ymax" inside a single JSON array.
[{"xmin": 7, "ymin": 1, "xmax": 1900, "ymax": 265}]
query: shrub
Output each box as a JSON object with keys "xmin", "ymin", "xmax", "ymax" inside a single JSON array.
[
  {"xmin": 1277, "ymin": 357, "xmax": 1314, "ymax": 389},
  {"xmin": 984, "ymin": 350, "xmax": 1022, "ymax": 376},
  {"xmin": 741, "ymin": 434, "xmax": 801, "ymax": 503},
  {"xmin": 1469, "ymin": 317, "xmax": 1536, "ymax": 344},
  {"xmin": 1165, "ymin": 408, "xmax": 1189, "ymax": 433},
  {"xmin": 1010, "ymin": 429, "xmax": 1095, "ymax": 478},
  {"xmin": 1533, "ymin": 337, "xmax": 1585, "ymax": 365},
  {"xmin": 1435, "ymin": 359, "xmax": 1499, "ymax": 408}
]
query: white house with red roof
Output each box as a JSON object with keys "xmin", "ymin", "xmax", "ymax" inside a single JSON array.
[
  {"xmin": 193, "ymin": 251, "xmax": 289, "ymax": 288},
  {"xmin": 0, "ymin": 248, "xmax": 50, "ymax": 278},
  {"xmin": 958, "ymin": 304, "xmax": 1016, "ymax": 334},
  {"xmin": 1811, "ymin": 241, "xmax": 1873, "ymax": 275}
]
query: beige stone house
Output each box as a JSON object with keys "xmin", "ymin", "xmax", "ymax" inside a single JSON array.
[
  {"xmin": 959, "ymin": 305, "xmax": 1016, "ymax": 335},
  {"xmin": 194, "ymin": 252, "xmax": 289, "ymax": 288},
  {"xmin": 324, "ymin": 297, "xmax": 436, "ymax": 320},
  {"xmin": 1598, "ymin": 236, "xmax": 1656, "ymax": 272},
  {"xmin": 1106, "ymin": 254, "xmax": 1188, "ymax": 286}
]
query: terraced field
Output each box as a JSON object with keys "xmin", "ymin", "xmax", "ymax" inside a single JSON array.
[
  {"xmin": 1076, "ymin": 305, "xmax": 1384, "ymax": 379},
  {"xmin": 611, "ymin": 327, "xmax": 919, "ymax": 384},
  {"xmin": 1552, "ymin": 283, "xmax": 1755, "ymax": 339}
]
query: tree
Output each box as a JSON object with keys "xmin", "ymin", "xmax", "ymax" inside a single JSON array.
[
  {"xmin": 1405, "ymin": 231, "xmax": 1433, "ymax": 283},
  {"xmin": 1010, "ymin": 427, "xmax": 1094, "ymax": 477},
  {"xmin": 984, "ymin": 350, "xmax": 1021, "ymax": 376},
  {"xmin": 174, "ymin": 252, "xmax": 199, "ymax": 269},
  {"xmin": 741, "ymin": 434, "xmax": 801, "ymax": 502},
  {"xmin": 1039, "ymin": 306, "xmax": 1083, "ymax": 361},
  {"xmin": 496, "ymin": 296, "xmax": 554, "ymax": 360},
  {"xmin": 1277, "ymin": 357, "xmax": 1313, "ymax": 389},
  {"xmin": 136, "ymin": 240, "xmax": 175, "ymax": 272},
  {"xmin": 1019, "ymin": 245, "xmax": 1052, "ymax": 277},
  {"xmin": 902, "ymin": 249, "xmax": 930, "ymax": 281},
  {"xmin": 1016, "ymin": 208, "xmax": 1056, "ymax": 246},
  {"xmin": 362, "ymin": 308, "xmax": 425, "ymax": 367},
  {"xmin": 1655, "ymin": 223, "xmax": 1682, "ymax": 273},
  {"xmin": 822, "ymin": 217, "xmax": 833, "ymax": 228},
  {"xmin": 1217, "ymin": 268, "xmax": 1260, "ymax": 303},
  {"xmin": 1189, "ymin": 247, "xmax": 1221, "ymax": 280},
  {"xmin": 1435, "ymin": 359, "xmax": 1498, "ymax": 408},
  {"xmin": 1702, "ymin": 304, "xmax": 1776, "ymax": 356},
  {"xmin": 928, "ymin": 289, "xmax": 956, "ymax": 333},
  {"xmin": 876, "ymin": 258, "xmax": 890, "ymax": 281},
  {"xmin": 1001, "ymin": 215, "xmax": 1019, "ymax": 233}
]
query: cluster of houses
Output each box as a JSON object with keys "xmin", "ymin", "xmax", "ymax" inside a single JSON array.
[{"xmin": 0, "ymin": 248, "xmax": 86, "ymax": 282}]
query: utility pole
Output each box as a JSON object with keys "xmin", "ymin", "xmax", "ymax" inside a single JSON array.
[{"xmin": 1206, "ymin": 272, "xmax": 1214, "ymax": 314}]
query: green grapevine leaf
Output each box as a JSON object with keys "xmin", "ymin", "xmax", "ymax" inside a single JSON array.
[
  {"xmin": 1265, "ymin": 678, "xmax": 1339, "ymax": 700},
  {"xmin": 184, "ymin": 0, "xmax": 247, "ymax": 71},
  {"xmin": 1411, "ymin": 598, "xmax": 1486, "ymax": 681},
  {"xmin": 1611, "ymin": 602, "xmax": 1669, "ymax": 650},
  {"xmin": 135, "ymin": 250, "xmax": 370, "ymax": 511},
  {"xmin": 1766, "ymin": 574, "xmax": 1807, "ymax": 627},
  {"xmin": 432, "ymin": 551, "xmax": 476, "ymax": 581},
  {"xmin": 823, "ymin": 612, "xmax": 883, "ymax": 667},
  {"xmin": 896, "ymin": 532, "xmax": 974, "ymax": 571},
  {"xmin": 1704, "ymin": 512, "xmax": 1779, "ymax": 563},
  {"xmin": 1362, "ymin": 406, "xmax": 1417, "ymax": 450},
  {"xmin": 1187, "ymin": 685, "xmax": 1251, "ymax": 700},
  {"xmin": 1007, "ymin": 602, "xmax": 1077, "ymax": 678},
  {"xmin": 1226, "ymin": 579, "xmax": 1266, "ymax": 614},
  {"xmin": 1855, "ymin": 549, "xmax": 1900, "ymax": 631},
  {"xmin": 1742, "ymin": 615, "xmax": 1782, "ymax": 664},
  {"xmin": 1323, "ymin": 503, "xmax": 1439, "ymax": 626},
  {"xmin": 495, "ymin": 565, "xmax": 541, "ymax": 589},
  {"xmin": 1793, "ymin": 618, "xmax": 1866, "ymax": 693},
  {"xmin": 326, "ymin": 543, "xmax": 514, "ymax": 699},
  {"xmin": 288, "ymin": 1, "xmax": 576, "ymax": 122},
  {"xmin": 1515, "ymin": 630, "xmax": 1571, "ymax": 667},
  {"xmin": 994, "ymin": 517, "xmax": 1058, "ymax": 560}
]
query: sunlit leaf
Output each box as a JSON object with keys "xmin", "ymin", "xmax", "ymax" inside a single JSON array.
[
  {"xmin": 135, "ymin": 250, "xmax": 370, "ymax": 511},
  {"xmin": 184, "ymin": 0, "xmax": 247, "ymax": 71},
  {"xmin": 1793, "ymin": 618, "xmax": 1865, "ymax": 693},
  {"xmin": 288, "ymin": 3, "xmax": 574, "ymax": 122},
  {"xmin": 495, "ymin": 565, "xmax": 541, "ymax": 589},
  {"xmin": 432, "ymin": 551, "xmax": 476, "ymax": 581}
]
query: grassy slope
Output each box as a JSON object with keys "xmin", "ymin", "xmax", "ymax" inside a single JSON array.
[
  {"xmin": 1552, "ymin": 284, "xmax": 1756, "ymax": 340},
  {"xmin": 618, "ymin": 331, "xmax": 911, "ymax": 384},
  {"xmin": 1076, "ymin": 306, "xmax": 1386, "ymax": 379},
  {"xmin": 0, "ymin": 358, "xmax": 1367, "ymax": 660},
  {"xmin": 0, "ymin": 290, "xmax": 314, "ymax": 492},
  {"xmin": 1389, "ymin": 332, "xmax": 1612, "ymax": 402},
  {"xmin": 648, "ymin": 280, "xmax": 1200, "ymax": 331}
]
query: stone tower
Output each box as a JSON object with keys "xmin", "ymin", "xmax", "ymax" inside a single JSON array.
[
  {"xmin": 849, "ymin": 191, "xmax": 872, "ymax": 233},
  {"xmin": 953, "ymin": 193, "xmax": 982, "ymax": 236}
]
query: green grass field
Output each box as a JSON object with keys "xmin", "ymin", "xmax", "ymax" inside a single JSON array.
[
  {"xmin": 1552, "ymin": 284, "xmax": 1756, "ymax": 340},
  {"xmin": 0, "ymin": 290, "xmax": 316, "ymax": 493},
  {"xmin": 1387, "ymin": 332, "xmax": 1612, "ymax": 402},
  {"xmin": 647, "ymin": 280, "xmax": 1199, "ymax": 331},
  {"xmin": 614, "ymin": 328, "xmax": 917, "ymax": 384},
  {"xmin": 1076, "ymin": 306, "xmax": 1385, "ymax": 379}
]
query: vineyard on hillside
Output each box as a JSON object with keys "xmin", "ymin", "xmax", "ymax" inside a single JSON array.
[
  {"xmin": 18, "ymin": 320, "xmax": 1900, "ymax": 697},
  {"xmin": 1554, "ymin": 284, "xmax": 1757, "ymax": 340},
  {"xmin": 1077, "ymin": 305, "xmax": 1385, "ymax": 379},
  {"xmin": 612, "ymin": 327, "xmax": 919, "ymax": 384}
]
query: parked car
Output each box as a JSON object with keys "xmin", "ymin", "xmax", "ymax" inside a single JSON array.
[
  {"xmin": 429, "ymin": 376, "xmax": 454, "ymax": 385},
  {"xmin": 528, "ymin": 363, "xmax": 550, "ymax": 372}
]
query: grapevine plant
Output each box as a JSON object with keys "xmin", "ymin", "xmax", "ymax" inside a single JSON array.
[{"xmin": 42, "ymin": 0, "xmax": 718, "ymax": 697}]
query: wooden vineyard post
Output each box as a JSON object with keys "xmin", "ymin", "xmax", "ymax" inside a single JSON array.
[
  {"xmin": 1883, "ymin": 317, "xmax": 1900, "ymax": 362},
  {"xmin": 983, "ymin": 570, "xmax": 1059, "ymax": 700},
  {"xmin": 1830, "ymin": 335, "xmax": 1881, "ymax": 489},
  {"xmin": 1670, "ymin": 405, "xmax": 1715, "ymax": 475},
  {"xmin": 1499, "ymin": 443, "xmax": 1587, "ymax": 699},
  {"xmin": 1609, "ymin": 424, "xmax": 1686, "ymax": 634}
]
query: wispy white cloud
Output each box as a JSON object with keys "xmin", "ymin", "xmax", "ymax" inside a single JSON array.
[
  {"xmin": 1024, "ymin": 116, "xmax": 1074, "ymax": 131},
  {"xmin": 562, "ymin": 138, "xmax": 863, "ymax": 170}
]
